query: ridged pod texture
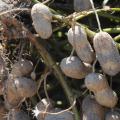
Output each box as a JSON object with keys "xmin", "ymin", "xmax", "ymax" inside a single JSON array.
[
  {"xmin": 8, "ymin": 109, "xmax": 30, "ymax": 120},
  {"xmin": 93, "ymin": 32, "xmax": 120, "ymax": 76},
  {"xmin": 31, "ymin": 3, "xmax": 52, "ymax": 39},
  {"xmin": 60, "ymin": 56, "xmax": 92, "ymax": 79},
  {"xmin": 85, "ymin": 73, "xmax": 109, "ymax": 92},
  {"xmin": 82, "ymin": 95, "xmax": 105, "ymax": 120},
  {"xmin": 105, "ymin": 110, "xmax": 120, "ymax": 120},
  {"xmin": 95, "ymin": 88, "xmax": 118, "ymax": 108},
  {"xmin": 67, "ymin": 25, "xmax": 94, "ymax": 63},
  {"xmin": 74, "ymin": 0, "xmax": 91, "ymax": 12}
]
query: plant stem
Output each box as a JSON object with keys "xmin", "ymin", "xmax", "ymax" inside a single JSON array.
[
  {"xmin": 72, "ymin": 8, "xmax": 120, "ymax": 21},
  {"xmin": 32, "ymin": 0, "xmax": 39, "ymax": 3},
  {"xmin": 114, "ymin": 34, "xmax": 120, "ymax": 42},
  {"xmin": 25, "ymin": 29, "xmax": 80, "ymax": 120},
  {"xmin": 98, "ymin": 12, "xmax": 120, "ymax": 23},
  {"xmin": 103, "ymin": 28, "xmax": 120, "ymax": 33}
]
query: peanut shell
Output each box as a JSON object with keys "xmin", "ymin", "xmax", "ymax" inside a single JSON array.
[
  {"xmin": 74, "ymin": 0, "xmax": 91, "ymax": 12},
  {"xmin": 95, "ymin": 88, "xmax": 118, "ymax": 108},
  {"xmin": 67, "ymin": 25, "xmax": 94, "ymax": 63},
  {"xmin": 8, "ymin": 109, "xmax": 30, "ymax": 120},
  {"xmin": 4, "ymin": 76, "xmax": 36, "ymax": 109},
  {"xmin": 4, "ymin": 78, "xmax": 23, "ymax": 109},
  {"xmin": 85, "ymin": 73, "xmax": 109, "ymax": 92},
  {"xmin": 105, "ymin": 109, "xmax": 120, "ymax": 120},
  {"xmin": 31, "ymin": 3, "xmax": 52, "ymax": 39},
  {"xmin": 11, "ymin": 59, "xmax": 33, "ymax": 78},
  {"xmin": 82, "ymin": 95, "xmax": 105, "ymax": 119},
  {"xmin": 93, "ymin": 32, "xmax": 120, "ymax": 76},
  {"xmin": 83, "ymin": 113, "xmax": 101, "ymax": 120},
  {"xmin": 60, "ymin": 56, "xmax": 92, "ymax": 79},
  {"xmin": 13, "ymin": 77, "xmax": 37, "ymax": 98}
]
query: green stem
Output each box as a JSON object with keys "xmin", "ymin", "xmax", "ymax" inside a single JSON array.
[
  {"xmin": 32, "ymin": 0, "xmax": 39, "ymax": 3},
  {"xmin": 74, "ymin": 8, "xmax": 120, "ymax": 21},
  {"xmin": 114, "ymin": 34, "xmax": 120, "ymax": 42},
  {"xmin": 98, "ymin": 12, "xmax": 120, "ymax": 23},
  {"xmin": 103, "ymin": 28, "xmax": 120, "ymax": 33}
]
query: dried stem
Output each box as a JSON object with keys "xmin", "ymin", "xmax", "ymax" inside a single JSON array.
[{"xmin": 89, "ymin": 0, "xmax": 102, "ymax": 31}]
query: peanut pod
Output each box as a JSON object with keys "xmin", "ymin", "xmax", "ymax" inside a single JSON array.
[
  {"xmin": 105, "ymin": 109, "xmax": 120, "ymax": 120},
  {"xmin": 4, "ymin": 77, "xmax": 37, "ymax": 109},
  {"xmin": 95, "ymin": 88, "xmax": 118, "ymax": 108},
  {"xmin": 83, "ymin": 113, "xmax": 101, "ymax": 120},
  {"xmin": 8, "ymin": 109, "xmax": 30, "ymax": 120},
  {"xmin": 93, "ymin": 32, "xmax": 120, "ymax": 76},
  {"xmin": 67, "ymin": 25, "xmax": 95, "ymax": 63},
  {"xmin": 31, "ymin": 3, "xmax": 52, "ymax": 39},
  {"xmin": 11, "ymin": 59, "xmax": 33, "ymax": 78},
  {"xmin": 60, "ymin": 56, "xmax": 92, "ymax": 79},
  {"xmin": 74, "ymin": 0, "xmax": 91, "ymax": 12},
  {"xmin": 85, "ymin": 73, "xmax": 109, "ymax": 92},
  {"xmin": 82, "ymin": 95, "xmax": 105, "ymax": 120}
]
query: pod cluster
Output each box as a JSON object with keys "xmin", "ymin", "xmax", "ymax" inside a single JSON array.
[
  {"xmin": 85, "ymin": 73, "xmax": 118, "ymax": 108},
  {"xmin": 0, "ymin": 58, "xmax": 37, "ymax": 120},
  {"xmin": 60, "ymin": 22, "xmax": 120, "ymax": 119},
  {"xmin": 60, "ymin": 25, "xmax": 95, "ymax": 79}
]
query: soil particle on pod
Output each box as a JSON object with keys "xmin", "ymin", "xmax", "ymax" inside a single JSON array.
[
  {"xmin": 67, "ymin": 25, "xmax": 95, "ymax": 63},
  {"xmin": 7, "ymin": 109, "xmax": 30, "ymax": 120},
  {"xmin": 95, "ymin": 88, "xmax": 118, "ymax": 108},
  {"xmin": 60, "ymin": 56, "xmax": 92, "ymax": 79},
  {"xmin": 11, "ymin": 59, "xmax": 33, "ymax": 78},
  {"xmin": 82, "ymin": 95, "xmax": 105, "ymax": 120},
  {"xmin": 74, "ymin": 0, "xmax": 92, "ymax": 12},
  {"xmin": 93, "ymin": 32, "xmax": 120, "ymax": 76},
  {"xmin": 85, "ymin": 73, "xmax": 109, "ymax": 92},
  {"xmin": 31, "ymin": 3, "xmax": 52, "ymax": 39}
]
